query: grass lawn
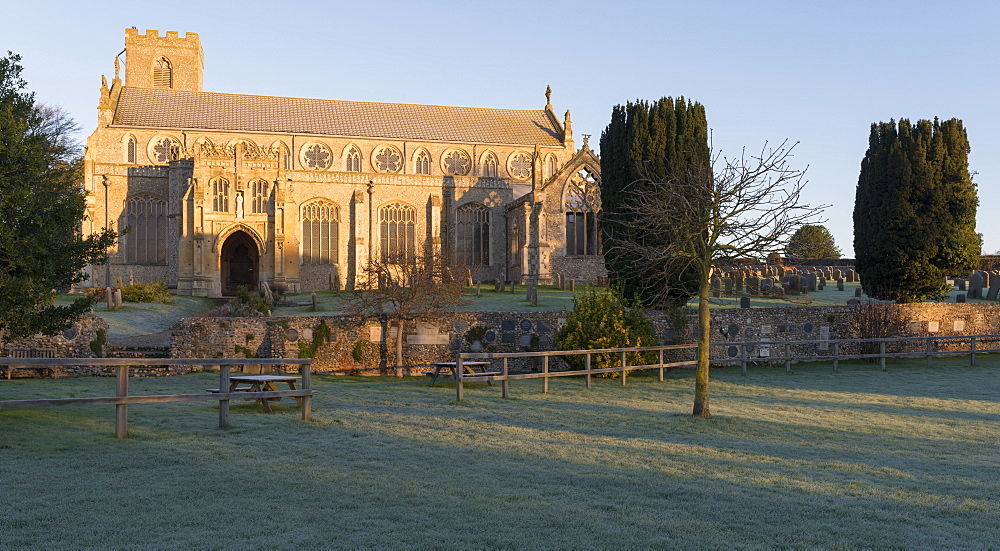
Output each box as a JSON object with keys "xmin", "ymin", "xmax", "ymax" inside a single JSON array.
[
  {"xmin": 57, "ymin": 294, "xmax": 217, "ymax": 338},
  {"xmin": 2, "ymin": 358, "xmax": 998, "ymax": 548}
]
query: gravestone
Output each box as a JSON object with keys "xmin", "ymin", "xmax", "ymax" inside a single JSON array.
[
  {"xmin": 837, "ymin": 278, "xmax": 845, "ymax": 291},
  {"xmin": 569, "ymin": 279, "xmax": 576, "ymax": 292},
  {"xmin": 311, "ymin": 292, "xmax": 318, "ymax": 311},
  {"xmin": 510, "ymin": 281, "xmax": 516, "ymax": 293},
  {"xmin": 106, "ymin": 287, "xmax": 115, "ymax": 311},
  {"xmin": 732, "ymin": 273, "xmax": 744, "ymax": 293},
  {"xmin": 711, "ymin": 276, "xmax": 722, "ymax": 298},
  {"xmin": 723, "ymin": 278, "xmax": 733, "ymax": 293},
  {"xmin": 957, "ymin": 278, "xmax": 966, "ymax": 291},
  {"xmin": 854, "ymin": 287, "xmax": 863, "ymax": 297},
  {"xmin": 988, "ymin": 286, "xmax": 999, "ymax": 300},
  {"xmin": 761, "ymin": 278, "xmax": 774, "ymax": 293},
  {"xmin": 956, "ymin": 294, "xmax": 967, "ymax": 303},
  {"xmin": 740, "ymin": 296, "xmax": 751, "ymax": 309},
  {"xmin": 847, "ymin": 298, "xmax": 860, "ymax": 305},
  {"xmin": 834, "ymin": 269, "xmax": 843, "ymax": 280},
  {"xmin": 969, "ymin": 272, "xmax": 983, "ymax": 298},
  {"xmin": 114, "ymin": 289, "xmax": 123, "ymax": 309},
  {"xmin": 476, "ymin": 282, "xmax": 482, "ymax": 297},
  {"xmin": 804, "ymin": 273, "xmax": 817, "ymax": 292},
  {"xmin": 846, "ymin": 269, "xmax": 857, "ymax": 283},
  {"xmin": 495, "ymin": 280, "xmax": 503, "ymax": 292},
  {"xmin": 746, "ymin": 276, "xmax": 759, "ymax": 295}
]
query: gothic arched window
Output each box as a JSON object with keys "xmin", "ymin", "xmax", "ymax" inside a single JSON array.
[
  {"xmin": 564, "ymin": 168, "xmax": 602, "ymax": 256},
  {"xmin": 457, "ymin": 203, "xmax": 490, "ymax": 266},
  {"xmin": 379, "ymin": 202, "xmax": 416, "ymax": 263},
  {"xmin": 415, "ymin": 151, "xmax": 431, "ymax": 175},
  {"xmin": 546, "ymin": 155, "xmax": 557, "ymax": 179},
  {"xmin": 346, "ymin": 147, "xmax": 362, "ymax": 172},
  {"xmin": 301, "ymin": 201, "xmax": 340, "ymax": 265},
  {"xmin": 482, "ymin": 154, "xmax": 499, "ymax": 178},
  {"xmin": 152, "ymin": 57, "xmax": 172, "ymax": 88},
  {"xmin": 127, "ymin": 137, "xmax": 136, "ymax": 163},
  {"xmin": 124, "ymin": 194, "xmax": 167, "ymax": 264},
  {"xmin": 250, "ymin": 179, "xmax": 269, "ymax": 214},
  {"xmin": 211, "ymin": 178, "xmax": 230, "ymax": 213}
]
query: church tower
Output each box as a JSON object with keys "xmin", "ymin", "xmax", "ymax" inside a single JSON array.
[{"xmin": 124, "ymin": 28, "xmax": 203, "ymax": 91}]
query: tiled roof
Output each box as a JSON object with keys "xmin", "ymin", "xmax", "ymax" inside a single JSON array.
[{"xmin": 112, "ymin": 87, "xmax": 565, "ymax": 147}]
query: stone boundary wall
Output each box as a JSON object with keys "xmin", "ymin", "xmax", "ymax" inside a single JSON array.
[
  {"xmin": 171, "ymin": 311, "xmax": 569, "ymax": 375},
  {"xmin": 0, "ymin": 314, "xmax": 109, "ymax": 377},
  {"xmin": 163, "ymin": 301, "xmax": 1000, "ymax": 375}
]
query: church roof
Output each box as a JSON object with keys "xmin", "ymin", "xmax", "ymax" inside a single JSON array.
[{"xmin": 112, "ymin": 87, "xmax": 565, "ymax": 147}]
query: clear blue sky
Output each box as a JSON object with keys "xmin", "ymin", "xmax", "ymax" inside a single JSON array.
[{"xmin": 4, "ymin": 0, "xmax": 999, "ymax": 257}]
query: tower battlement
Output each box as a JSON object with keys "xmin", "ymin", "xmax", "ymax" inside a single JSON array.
[{"xmin": 124, "ymin": 28, "xmax": 203, "ymax": 92}]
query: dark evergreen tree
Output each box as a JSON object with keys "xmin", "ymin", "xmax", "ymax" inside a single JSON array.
[
  {"xmin": 854, "ymin": 118, "xmax": 980, "ymax": 302},
  {"xmin": 600, "ymin": 97, "xmax": 710, "ymax": 306},
  {"xmin": 0, "ymin": 52, "xmax": 117, "ymax": 340},
  {"xmin": 785, "ymin": 224, "xmax": 841, "ymax": 259}
]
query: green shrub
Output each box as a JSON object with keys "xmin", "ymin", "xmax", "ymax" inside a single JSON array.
[
  {"xmin": 89, "ymin": 328, "xmax": 106, "ymax": 357},
  {"xmin": 555, "ymin": 285, "xmax": 658, "ymax": 376},
  {"xmin": 121, "ymin": 281, "xmax": 172, "ymax": 303}
]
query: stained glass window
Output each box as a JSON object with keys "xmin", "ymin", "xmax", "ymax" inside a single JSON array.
[{"xmin": 379, "ymin": 202, "xmax": 416, "ymax": 263}]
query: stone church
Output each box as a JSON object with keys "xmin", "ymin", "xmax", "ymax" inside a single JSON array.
[{"xmin": 83, "ymin": 29, "xmax": 604, "ymax": 297}]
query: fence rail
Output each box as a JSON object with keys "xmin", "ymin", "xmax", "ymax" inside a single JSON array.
[
  {"xmin": 0, "ymin": 358, "xmax": 314, "ymax": 438},
  {"xmin": 453, "ymin": 334, "xmax": 1000, "ymax": 400}
]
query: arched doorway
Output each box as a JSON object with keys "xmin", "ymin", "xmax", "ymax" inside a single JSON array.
[{"xmin": 221, "ymin": 230, "xmax": 259, "ymax": 295}]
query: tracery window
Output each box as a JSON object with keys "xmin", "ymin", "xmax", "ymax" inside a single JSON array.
[
  {"xmin": 482, "ymin": 154, "xmax": 498, "ymax": 178},
  {"xmin": 346, "ymin": 147, "xmax": 362, "ymax": 172},
  {"xmin": 564, "ymin": 167, "xmax": 602, "ymax": 256},
  {"xmin": 123, "ymin": 194, "xmax": 167, "ymax": 264},
  {"xmin": 457, "ymin": 203, "xmax": 490, "ymax": 266},
  {"xmin": 150, "ymin": 137, "xmax": 180, "ymax": 164},
  {"xmin": 127, "ymin": 137, "xmax": 136, "ymax": 163},
  {"xmin": 152, "ymin": 57, "xmax": 172, "ymax": 88},
  {"xmin": 373, "ymin": 146, "xmax": 402, "ymax": 173},
  {"xmin": 415, "ymin": 151, "xmax": 431, "ymax": 175},
  {"xmin": 379, "ymin": 202, "xmax": 416, "ymax": 263},
  {"xmin": 250, "ymin": 179, "xmax": 269, "ymax": 214},
  {"xmin": 509, "ymin": 152, "xmax": 533, "ymax": 180},
  {"xmin": 303, "ymin": 143, "xmax": 331, "ymax": 170},
  {"xmin": 211, "ymin": 178, "xmax": 230, "ymax": 213},
  {"xmin": 301, "ymin": 201, "xmax": 340, "ymax": 265},
  {"xmin": 443, "ymin": 150, "xmax": 470, "ymax": 176}
]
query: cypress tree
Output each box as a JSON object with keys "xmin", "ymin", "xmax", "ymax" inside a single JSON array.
[
  {"xmin": 854, "ymin": 118, "xmax": 979, "ymax": 302},
  {"xmin": 600, "ymin": 97, "xmax": 710, "ymax": 306}
]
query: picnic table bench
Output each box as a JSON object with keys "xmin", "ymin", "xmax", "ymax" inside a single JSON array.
[{"xmin": 424, "ymin": 361, "xmax": 499, "ymax": 386}]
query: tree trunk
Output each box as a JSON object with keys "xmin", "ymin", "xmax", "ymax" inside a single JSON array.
[
  {"xmin": 394, "ymin": 319, "xmax": 404, "ymax": 377},
  {"xmin": 693, "ymin": 267, "xmax": 712, "ymax": 418}
]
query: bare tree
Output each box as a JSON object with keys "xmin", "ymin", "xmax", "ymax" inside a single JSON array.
[
  {"xmin": 342, "ymin": 254, "xmax": 468, "ymax": 376},
  {"xmin": 617, "ymin": 140, "xmax": 825, "ymax": 418},
  {"xmin": 33, "ymin": 104, "xmax": 82, "ymax": 162}
]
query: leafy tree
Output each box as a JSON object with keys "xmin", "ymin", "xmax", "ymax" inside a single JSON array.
[
  {"xmin": 342, "ymin": 254, "xmax": 467, "ymax": 375},
  {"xmin": 854, "ymin": 119, "xmax": 980, "ymax": 302},
  {"xmin": 600, "ymin": 97, "xmax": 710, "ymax": 306},
  {"xmin": 785, "ymin": 224, "xmax": 841, "ymax": 259},
  {"xmin": 0, "ymin": 52, "xmax": 117, "ymax": 340},
  {"xmin": 617, "ymin": 141, "xmax": 822, "ymax": 418},
  {"xmin": 554, "ymin": 285, "xmax": 658, "ymax": 375}
]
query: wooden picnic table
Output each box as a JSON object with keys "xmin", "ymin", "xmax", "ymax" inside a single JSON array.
[
  {"xmin": 228, "ymin": 374, "xmax": 301, "ymax": 413},
  {"xmin": 425, "ymin": 361, "xmax": 498, "ymax": 387}
]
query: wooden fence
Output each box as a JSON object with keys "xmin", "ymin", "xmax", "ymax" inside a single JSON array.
[
  {"xmin": 0, "ymin": 358, "xmax": 314, "ymax": 438},
  {"xmin": 454, "ymin": 334, "xmax": 1000, "ymax": 399},
  {"xmin": 454, "ymin": 345, "xmax": 697, "ymax": 401}
]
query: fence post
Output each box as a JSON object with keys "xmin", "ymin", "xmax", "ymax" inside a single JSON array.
[
  {"xmin": 542, "ymin": 355, "xmax": 549, "ymax": 393},
  {"xmin": 926, "ymin": 339, "xmax": 933, "ymax": 367},
  {"xmin": 585, "ymin": 353, "xmax": 592, "ymax": 389},
  {"xmin": 784, "ymin": 343, "xmax": 791, "ymax": 374},
  {"xmin": 658, "ymin": 349, "xmax": 664, "ymax": 382},
  {"xmin": 621, "ymin": 351, "xmax": 627, "ymax": 386},
  {"xmin": 301, "ymin": 362, "xmax": 312, "ymax": 422},
  {"xmin": 833, "ymin": 342, "xmax": 839, "ymax": 372},
  {"xmin": 219, "ymin": 364, "xmax": 230, "ymax": 428},
  {"xmin": 456, "ymin": 356, "xmax": 464, "ymax": 402},
  {"xmin": 501, "ymin": 357, "xmax": 509, "ymax": 399},
  {"xmin": 971, "ymin": 337, "xmax": 977, "ymax": 366},
  {"xmin": 740, "ymin": 344, "xmax": 747, "ymax": 376},
  {"xmin": 115, "ymin": 365, "xmax": 129, "ymax": 439},
  {"xmin": 879, "ymin": 341, "xmax": 886, "ymax": 371}
]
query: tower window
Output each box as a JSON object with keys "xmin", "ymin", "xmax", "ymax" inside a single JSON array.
[{"xmin": 152, "ymin": 57, "xmax": 172, "ymax": 88}]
